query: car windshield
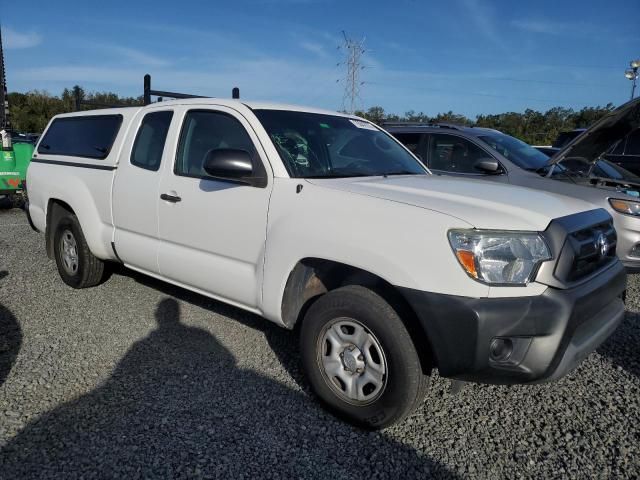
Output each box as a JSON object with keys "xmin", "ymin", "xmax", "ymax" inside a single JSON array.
[
  {"xmin": 478, "ymin": 133, "xmax": 550, "ymax": 170},
  {"xmin": 592, "ymin": 160, "xmax": 639, "ymax": 181},
  {"xmin": 253, "ymin": 110, "xmax": 426, "ymax": 178}
]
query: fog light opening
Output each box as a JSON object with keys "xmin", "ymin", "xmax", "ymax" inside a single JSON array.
[{"xmin": 490, "ymin": 338, "xmax": 513, "ymax": 362}]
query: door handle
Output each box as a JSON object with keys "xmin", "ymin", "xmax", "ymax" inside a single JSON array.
[{"xmin": 160, "ymin": 193, "xmax": 182, "ymax": 203}]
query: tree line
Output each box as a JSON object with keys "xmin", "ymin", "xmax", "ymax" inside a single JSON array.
[
  {"xmin": 355, "ymin": 104, "xmax": 615, "ymax": 145},
  {"xmin": 7, "ymin": 87, "xmax": 615, "ymax": 146},
  {"xmin": 7, "ymin": 87, "xmax": 142, "ymax": 133}
]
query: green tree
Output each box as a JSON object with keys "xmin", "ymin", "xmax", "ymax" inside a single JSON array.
[{"xmin": 6, "ymin": 86, "xmax": 621, "ymax": 143}]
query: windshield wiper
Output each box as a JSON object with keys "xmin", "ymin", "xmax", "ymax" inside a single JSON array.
[
  {"xmin": 303, "ymin": 173, "xmax": 371, "ymax": 179},
  {"xmin": 381, "ymin": 171, "xmax": 421, "ymax": 177},
  {"xmin": 548, "ymin": 167, "xmax": 580, "ymax": 184}
]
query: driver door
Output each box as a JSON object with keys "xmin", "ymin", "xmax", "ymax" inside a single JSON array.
[{"xmin": 157, "ymin": 105, "xmax": 272, "ymax": 310}]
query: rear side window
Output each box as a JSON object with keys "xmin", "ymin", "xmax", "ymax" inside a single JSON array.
[
  {"xmin": 38, "ymin": 115, "xmax": 122, "ymax": 159},
  {"xmin": 131, "ymin": 111, "xmax": 174, "ymax": 171}
]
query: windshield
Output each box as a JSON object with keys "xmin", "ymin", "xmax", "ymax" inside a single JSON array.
[
  {"xmin": 254, "ymin": 110, "xmax": 426, "ymax": 178},
  {"xmin": 478, "ymin": 133, "xmax": 550, "ymax": 170},
  {"xmin": 590, "ymin": 160, "xmax": 639, "ymax": 181}
]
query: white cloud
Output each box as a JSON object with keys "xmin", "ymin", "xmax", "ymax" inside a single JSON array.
[
  {"xmin": 511, "ymin": 19, "xmax": 600, "ymax": 37},
  {"xmin": 511, "ymin": 20, "xmax": 565, "ymax": 35},
  {"xmin": 11, "ymin": 58, "xmax": 343, "ymax": 108},
  {"xmin": 460, "ymin": 0, "xmax": 507, "ymax": 52},
  {"xmin": 106, "ymin": 45, "xmax": 170, "ymax": 67},
  {"xmin": 3, "ymin": 27, "xmax": 42, "ymax": 49},
  {"xmin": 12, "ymin": 66, "xmax": 141, "ymax": 86},
  {"xmin": 300, "ymin": 41, "xmax": 328, "ymax": 58}
]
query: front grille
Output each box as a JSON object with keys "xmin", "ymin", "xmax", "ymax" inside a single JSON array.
[{"xmin": 564, "ymin": 221, "xmax": 617, "ymax": 282}]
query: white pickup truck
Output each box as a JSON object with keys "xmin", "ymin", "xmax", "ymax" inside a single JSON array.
[{"xmin": 27, "ymin": 99, "xmax": 626, "ymax": 428}]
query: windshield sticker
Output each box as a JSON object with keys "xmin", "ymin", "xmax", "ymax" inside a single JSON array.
[{"xmin": 349, "ymin": 119, "xmax": 378, "ymax": 131}]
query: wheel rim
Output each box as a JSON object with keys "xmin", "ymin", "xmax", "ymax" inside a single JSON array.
[
  {"xmin": 59, "ymin": 229, "xmax": 79, "ymax": 275},
  {"xmin": 317, "ymin": 317, "xmax": 387, "ymax": 405}
]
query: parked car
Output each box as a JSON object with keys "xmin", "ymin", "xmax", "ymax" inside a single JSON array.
[
  {"xmin": 600, "ymin": 127, "xmax": 640, "ymax": 176},
  {"xmin": 551, "ymin": 127, "xmax": 640, "ymax": 175},
  {"xmin": 27, "ymin": 100, "xmax": 625, "ymax": 428},
  {"xmin": 552, "ymin": 129, "xmax": 586, "ymax": 148},
  {"xmin": 534, "ymin": 146, "xmax": 640, "ymax": 184},
  {"xmin": 386, "ymin": 97, "xmax": 640, "ymax": 270},
  {"xmin": 532, "ymin": 146, "xmax": 559, "ymax": 157}
]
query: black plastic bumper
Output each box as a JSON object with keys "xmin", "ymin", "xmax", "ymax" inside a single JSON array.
[
  {"xmin": 399, "ymin": 261, "xmax": 626, "ymax": 384},
  {"xmin": 622, "ymin": 261, "xmax": 640, "ymax": 274}
]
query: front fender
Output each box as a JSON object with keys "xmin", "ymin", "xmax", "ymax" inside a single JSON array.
[{"xmin": 260, "ymin": 178, "xmax": 487, "ymax": 325}]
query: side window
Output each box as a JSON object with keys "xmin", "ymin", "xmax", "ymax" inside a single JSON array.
[
  {"xmin": 130, "ymin": 111, "xmax": 174, "ymax": 171},
  {"xmin": 38, "ymin": 115, "xmax": 122, "ymax": 159},
  {"xmin": 393, "ymin": 133, "xmax": 422, "ymax": 156},
  {"xmin": 625, "ymin": 129, "xmax": 640, "ymax": 156},
  {"xmin": 428, "ymin": 134, "xmax": 489, "ymax": 173},
  {"xmin": 176, "ymin": 110, "xmax": 256, "ymax": 178}
]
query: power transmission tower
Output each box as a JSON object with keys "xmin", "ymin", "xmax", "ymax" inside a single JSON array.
[
  {"xmin": 0, "ymin": 26, "xmax": 10, "ymax": 130},
  {"xmin": 338, "ymin": 31, "xmax": 366, "ymax": 114}
]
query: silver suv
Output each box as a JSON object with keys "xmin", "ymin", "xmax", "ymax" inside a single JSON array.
[{"xmin": 386, "ymin": 98, "xmax": 640, "ymax": 271}]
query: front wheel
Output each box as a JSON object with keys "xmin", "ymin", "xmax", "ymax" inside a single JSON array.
[
  {"xmin": 53, "ymin": 212, "xmax": 106, "ymax": 288},
  {"xmin": 300, "ymin": 285, "xmax": 430, "ymax": 429}
]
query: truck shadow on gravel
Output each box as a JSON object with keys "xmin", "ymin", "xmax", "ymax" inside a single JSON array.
[
  {"xmin": 118, "ymin": 268, "xmax": 315, "ymax": 394},
  {"xmin": 0, "ymin": 270, "xmax": 22, "ymax": 388},
  {"xmin": 0, "ymin": 296, "xmax": 459, "ymax": 479},
  {"xmin": 597, "ymin": 311, "xmax": 640, "ymax": 378}
]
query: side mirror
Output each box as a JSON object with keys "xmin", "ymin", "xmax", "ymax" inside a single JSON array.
[
  {"xmin": 474, "ymin": 158, "xmax": 501, "ymax": 174},
  {"xmin": 203, "ymin": 149, "xmax": 263, "ymax": 186}
]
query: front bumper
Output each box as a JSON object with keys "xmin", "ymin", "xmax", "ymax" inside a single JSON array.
[
  {"xmin": 612, "ymin": 211, "xmax": 640, "ymax": 271},
  {"xmin": 399, "ymin": 260, "xmax": 626, "ymax": 384}
]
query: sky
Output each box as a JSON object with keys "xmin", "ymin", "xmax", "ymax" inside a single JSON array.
[{"xmin": 1, "ymin": 0, "xmax": 639, "ymax": 118}]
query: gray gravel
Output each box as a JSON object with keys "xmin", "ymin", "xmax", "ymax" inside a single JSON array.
[{"xmin": 0, "ymin": 207, "xmax": 639, "ymax": 479}]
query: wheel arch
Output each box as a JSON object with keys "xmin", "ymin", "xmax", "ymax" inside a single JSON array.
[
  {"xmin": 281, "ymin": 258, "xmax": 436, "ymax": 373},
  {"xmin": 45, "ymin": 199, "xmax": 75, "ymax": 259}
]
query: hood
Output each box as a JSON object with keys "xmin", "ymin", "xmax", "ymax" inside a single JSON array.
[
  {"xmin": 549, "ymin": 97, "xmax": 640, "ymax": 166},
  {"xmin": 307, "ymin": 175, "xmax": 597, "ymax": 231}
]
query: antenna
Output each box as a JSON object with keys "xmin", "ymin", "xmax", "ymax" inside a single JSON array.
[
  {"xmin": 338, "ymin": 31, "xmax": 366, "ymax": 114},
  {"xmin": 0, "ymin": 26, "xmax": 10, "ymax": 130}
]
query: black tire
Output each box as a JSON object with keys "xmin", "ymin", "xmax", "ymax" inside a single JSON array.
[
  {"xmin": 300, "ymin": 285, "xmax": 430, "ymax": 429},
  {"xmin": 10, "ymin": 193, "xmax": 25, "ymax": 210},
  {"xmin": 53, "ymin": 212, "xmax": 106, "ymax": 288}
]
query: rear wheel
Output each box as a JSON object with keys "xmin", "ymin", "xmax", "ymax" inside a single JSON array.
[
  {"xmin": 53, "ymin": 212, "xmax": 106, "ymax": 288},
  {"xmin": 300, "ymin": 285, "xmax": 429, "ymax": 429}
]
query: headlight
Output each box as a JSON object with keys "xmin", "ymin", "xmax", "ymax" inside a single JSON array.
[
  {"xmin": 609, "ymin": 198, "xmax": 640, "ymax": 216},
  {"xmin": 448, "ymin": 230, "xmax": 551, "ymax": 285}
]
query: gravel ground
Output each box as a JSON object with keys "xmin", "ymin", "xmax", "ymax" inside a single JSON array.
[{"xmin": 0, "ymin": 207, "xmax": 639, "ymax": 479}]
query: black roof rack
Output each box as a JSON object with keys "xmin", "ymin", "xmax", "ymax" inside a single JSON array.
[
  {"xmin": 143, "ymin": 74, "xmax": 205, "ymax": 105},
  {"xmin": 381, "ymin": 121, "xmax": 466, "ymax": 131},
  {"xmin": 143, "ymin": 74, "xmax": 241, "ymax": 105},
  {"xmin": 73, "ymin": 74, "xmax": 241, "ymax": 111}
]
